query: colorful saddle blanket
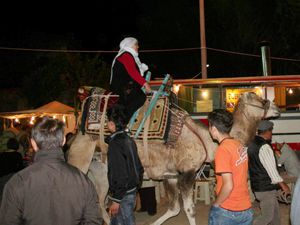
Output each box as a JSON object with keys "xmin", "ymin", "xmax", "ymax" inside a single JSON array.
[
  {"xmin": 79, "ymin": 87, "xmax": 118, "ymax": 134},
  {"xmin": 130, "ymin": 96, "xmax": 170, "ymax": 140},
  {"xmin": 84, "ymin": 93, "xmax": 170, "ymax": 140}
]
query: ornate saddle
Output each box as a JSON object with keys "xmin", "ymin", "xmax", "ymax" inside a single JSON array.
[{"xmin": 78, "ymin": 86, "xmax": 187, "ymax": 144}]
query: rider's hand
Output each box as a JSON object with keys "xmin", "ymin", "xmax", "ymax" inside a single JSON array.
[
  {"xmin": 109, "ymin": 202, "xmax": 120, "ymax": 217},
  {"xmin": 143, "ymin": 82, "xmax": 152, "ymax": 94}
]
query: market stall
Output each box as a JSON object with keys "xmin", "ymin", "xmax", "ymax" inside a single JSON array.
[{"xmin": 0, "ymin": 101, "xmax": 77, "ymax": 135}]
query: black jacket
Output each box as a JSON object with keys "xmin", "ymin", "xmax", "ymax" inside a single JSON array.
[
  {"xmin": 107, "ymin": 131, "xmax": 144, "ymax": 203},
  {"xmin": 248, "ymin": 136, "xmax": 279, "ymax": 192},
  {"xmin": 110, "ymin": 52, "xmax": 142, "ymax": 95},
  {"xmin": 0, "ymin": 148, "xmax": 102, "ymax": 225}
]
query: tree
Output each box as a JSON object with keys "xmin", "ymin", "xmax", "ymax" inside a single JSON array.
[
  {"xmin": 15, "ymin": 32, "xmax": 110, "ymax": 108},
  {"xmin": 22, "ymin": 52, "xmax": 110, "ymax": 108}
]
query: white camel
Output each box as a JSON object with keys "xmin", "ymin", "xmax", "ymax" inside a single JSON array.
[{"xmin": 68, "ymin": 92, "xmax": 280, "ymax": 225}]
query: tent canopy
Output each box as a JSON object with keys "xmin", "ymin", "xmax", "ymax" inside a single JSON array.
[{"xmin": 0, "ymin": 101, "xmax": 75, "ymax": 119}]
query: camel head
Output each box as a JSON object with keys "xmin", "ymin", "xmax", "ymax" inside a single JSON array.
[
  {"xmin": 230, "ymin": 92, "xmax": 280, "ymax": 146},
  {"xmin": 235, "ymin": 92, "xmax": 280, "ymax": 120}
]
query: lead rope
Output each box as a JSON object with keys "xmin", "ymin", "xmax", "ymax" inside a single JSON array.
[
  {"xmin": 99, "ymin": 94, "xmax": 110, "ymax": 163},
  {"xmin": 142, "ymin": 99, "xmax": 152, "ymax": 178}
]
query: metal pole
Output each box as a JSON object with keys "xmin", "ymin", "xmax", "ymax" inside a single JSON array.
[
  {"xmin": 260, "ymin": 41, "xmax": 271, "ymax": 99},
  {"xmin": 260, "ymin": 41, "xmax": 272, "ymax": 76},
  {"xmin": 199, "ymin": 0, "xmax": 207, "ymax": 79}
]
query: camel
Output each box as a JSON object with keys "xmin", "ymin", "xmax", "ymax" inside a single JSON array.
[{"xmin": 67, "ymin": 92, "xmax": 280, "ymax": 225}]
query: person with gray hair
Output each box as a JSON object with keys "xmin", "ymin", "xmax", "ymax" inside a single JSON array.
[
  {"xmin": 0, "ymin": 117, "xmax": 102, "ymax": 225},
  {"xmin": 110, "ymin": 37, "xmax": 152, "ymax": 123}
]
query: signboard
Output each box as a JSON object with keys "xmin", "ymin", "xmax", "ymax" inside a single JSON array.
[
  {"xmin": 226, "ymin": 88, "xmax": 263, "ymax": 112},
  {"xmin": 196, "ymin": 100, "xmax": 213, "ymax": 112}
]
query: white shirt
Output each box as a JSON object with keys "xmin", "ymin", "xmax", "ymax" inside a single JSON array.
[{"xmin": 259, "ymin": 144, "xmax": 283, "ymax": 184}]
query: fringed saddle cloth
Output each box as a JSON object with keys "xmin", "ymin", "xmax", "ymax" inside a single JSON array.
[
  {"xmin": 80, "ymin": 87, "xmax": 118, "ymax": 132},
  {"xmin": 130, "ymin": 97, "xmax": 169, "ymax": 140},
  {"xmin": 82, "ymin": 88, "xmax": 186, "ymax": 144}
]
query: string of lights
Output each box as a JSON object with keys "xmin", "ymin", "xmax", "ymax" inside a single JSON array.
[{"xmin": 0, "ymin": 46, "xmax": 299, "ymax": 62}]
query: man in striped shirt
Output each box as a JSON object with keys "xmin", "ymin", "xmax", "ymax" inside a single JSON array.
[{"xmin": 248, "ymin": 120, "xmax": 290, "ymax": 225}]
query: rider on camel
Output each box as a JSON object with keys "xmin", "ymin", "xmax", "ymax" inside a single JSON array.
[{"xmin": 110, "ymin": 37, "xmax": 152, "ymax": 124}]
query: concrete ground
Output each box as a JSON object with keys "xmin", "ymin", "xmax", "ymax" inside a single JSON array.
[{"xmin": 135, "ymin": 198, "xmax": 291, "ymax": 225}]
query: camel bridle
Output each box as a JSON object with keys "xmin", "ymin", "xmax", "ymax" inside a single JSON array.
[{"xmin": 243, "ymin": 99, "xmax": 271, "ymax": 120}]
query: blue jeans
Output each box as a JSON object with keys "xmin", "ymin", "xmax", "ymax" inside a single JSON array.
[
  {"xmin": 208, "ymin": 205, "xmax": 253, "ymax": 225},
  {"xmin": 110, "ymin": 191, "xmax": 136, "ymax": 225}
]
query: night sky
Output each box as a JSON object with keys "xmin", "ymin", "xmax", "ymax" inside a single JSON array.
[{"xmin": 0, "ymin": 0, "xmax": 299, "ymax": 110}]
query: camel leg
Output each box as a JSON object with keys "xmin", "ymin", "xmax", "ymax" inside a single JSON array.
[
  {"xmin": 88, "ymin": 160, "xmax": 110, "ymax": 225},
  {"xmin": 178, "ymin": 171, "xmax": 197, "ymax": 225},
  {"xmin": 150, "ymin": 178, "xmax": 181, "ymax": 225}
]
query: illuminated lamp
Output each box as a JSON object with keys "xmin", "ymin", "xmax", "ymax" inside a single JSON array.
[
  {"xmin": 202, "ymin": 90, "xmax": 208, "ymax": 98},
  {"xmin": 173, "ymin": 84, "xmax": 181, "ymax": 94},
  {"xmin": 288, "ymin": 88, "xmax": 293, "ymax": 94},
  {"xmin": 255, "ymin": 87, "xmax": 263, "ymax": 95},
  {"xmin": 29, "ymin": 116, "xmax": 35, "ymax": 125}
]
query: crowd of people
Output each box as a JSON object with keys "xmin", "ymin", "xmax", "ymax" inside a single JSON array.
[{"xmin": 0, "ymin": 36, "xmax": 300, "ymax": 225}]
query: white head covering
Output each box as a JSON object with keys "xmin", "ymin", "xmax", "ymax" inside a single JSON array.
[
  {"xmin": 119, "ymin": 37, "xmax": 138, "ymax": 50},
  {"xmin": 110, "ymin": 37, "xmax": 148, "ymax": 84}
]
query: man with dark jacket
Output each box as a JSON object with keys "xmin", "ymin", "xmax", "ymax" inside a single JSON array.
[
  {"xmin": 106, "ymin": 105, "xmax": 144, "ymax": 225},
  {"xmin": 0, "ymin": 117, "xmax": 102, "ymax": 225},
  {"xmin": 248, "ymin": 120, "xmax": 290, "ymax": 225}
]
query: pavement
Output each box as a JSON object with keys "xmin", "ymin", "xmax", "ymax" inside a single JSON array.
[{"xmin": 135, "ymin": 197, "xmax": 291, "ymax": 225}]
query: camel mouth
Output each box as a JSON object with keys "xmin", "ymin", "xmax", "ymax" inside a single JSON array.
[
  {"xmin": 267, "ymin": 113, "xmax": 281, "ymax": 120},
  {"xmin": 273, "ymin": 109, "xmax": 281, "ymax": 117}
]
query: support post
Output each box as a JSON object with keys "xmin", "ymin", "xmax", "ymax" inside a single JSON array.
[
  {"xmin": 260, "ymin": 41, "xmax": 272, "ymax": 99},
  {"xmin": 260, "ymin": 41, "xmax": 272, "ymax": 76},
  {"xmin": 199, "ymin": 0, "xmax": 207, "ymax": 79}
]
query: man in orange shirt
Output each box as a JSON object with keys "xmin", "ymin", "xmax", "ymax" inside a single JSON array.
[{"xmin": 208, "ymin": 109, "xmax": 253, "ymax": 225}]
